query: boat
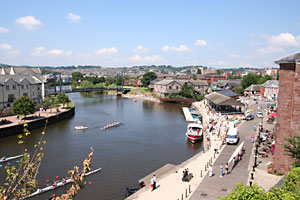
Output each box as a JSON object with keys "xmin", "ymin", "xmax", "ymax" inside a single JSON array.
[
  {"xmin": 228, "ymin": 141, "xmax": 244, "ymax": 164},
  {"xmin": 74, "ymin": 125, "xmax": 88, "ymax": 130},
  {"xmin": 0, "ymin": 153, "xmax": 28, "ymax": 163},
  {"xmin": 100, "ymin": 121, "xmax": 123, "ymax": 130},
  {"xmin": 186, "ymin": 123, "xmax": 203, "ymax": 144},
  {"xmin": 25, "ymin": 168, "xmax": 102, "ymax": 199}
]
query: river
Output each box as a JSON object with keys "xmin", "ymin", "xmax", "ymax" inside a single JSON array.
[{"xmin": 0, "ymin": 93, "xmax": 202, "ymax": 200}]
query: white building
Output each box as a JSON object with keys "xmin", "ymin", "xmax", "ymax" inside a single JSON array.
[{"xmin": 0, "ymin": 67, "xmax": 47, "ymax": 110}]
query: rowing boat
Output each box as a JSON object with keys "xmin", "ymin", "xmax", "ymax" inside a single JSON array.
[
  {"xmin": 74, "ymin": 125, "xmax": 88, "ymax": 130},
  {"xmin": 0, "ymin": 153, "xmax": 28, "ymax": 163},
  {"xmin": 25, "ymin": 168, "xmax": 102, "ymax": 199},
  {"xmin": 100, "ymin": 121, "xmax": 123, "ymax": 130}
]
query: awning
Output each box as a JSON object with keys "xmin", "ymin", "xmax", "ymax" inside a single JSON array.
[
  {"xmin": 269, "ymin": 112, "xmax": 277, "ymax": 117},
  {"xmin": 269, "ymin": 103, "xmax": 276, "ymax": 107}
]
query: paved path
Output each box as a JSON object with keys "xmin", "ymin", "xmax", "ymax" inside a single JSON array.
[{"xmin": 190, "ymin": 102, "xmax": 261, "ymax": 200}]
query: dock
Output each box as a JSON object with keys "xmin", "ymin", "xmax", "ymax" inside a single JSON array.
[{"xmin": 182, "ymin": 107, "xmax": 195, "ymax": 123}]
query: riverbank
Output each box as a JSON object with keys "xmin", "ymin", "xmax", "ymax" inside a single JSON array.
[{"xmin": 0, "ymin": 104, "xmax": 75, "ymax": 138}]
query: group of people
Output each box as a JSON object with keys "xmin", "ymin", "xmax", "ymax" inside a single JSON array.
[
  {"xmin": 0, "ymin": 118, "xmax": 10, "ymax": 125},
  {"xmin": 181, "ymin": 168, "xmax": 193, "ymax": 181},
  {"xmin": 103, "ymin": 122, "xmax": 121, "ymax": 129}
]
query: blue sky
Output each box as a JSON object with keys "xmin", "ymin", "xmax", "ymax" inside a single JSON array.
[{"xmin": 0, "ymin": 0, "xmax": 300, "ymax": 68}]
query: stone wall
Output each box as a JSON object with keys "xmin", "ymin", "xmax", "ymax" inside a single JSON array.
[
  {"xmin": 0, "ymin": 107, "xmax": 75, "ymax": 138},
  {"xmin": 274, "ymin": 62, "xmax": 300, "ymax": 173}
]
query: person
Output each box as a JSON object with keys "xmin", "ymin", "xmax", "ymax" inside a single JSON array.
[
  {"xmin": 242, "ymin": 144, "xmax": 246, "ymax": 154},
  {"xmin": 209, "ymin": 165, "xmax": 213, "ymax": 177},
  {"xmin": 251, "ymin": 134, "xmax": 254, "ymax": 143},
  {"xmin": 271, "ymin": 140, "xmax": 275, "ymax": 155},
  {"xmin": 214, "ymin": 145, "xmax": 218, "ymax": 154},
  {"xmin": 220, "ymin": 164, "xmax": 223, "ymax": 177},
  {"xmin": 254, "ymin": 124, "xmax": 257, "ymax": 132},
  {"xmin": 152, "ymin": 174, "xmax": 156, "ymax": 190},
  {"xmin": 182, "ymin": 170, "xmax": 186, "ymax": 181},
  {"xmin": 238, "ymin": 150, "xmax": 242, "ymax": 161},
  {"xmin": 150, "ymin": 176, "xmax": 154, "ymax": 191},
  {"xmin": 225, "ymin": 163, "xmax": 229, "ymax": 175}
]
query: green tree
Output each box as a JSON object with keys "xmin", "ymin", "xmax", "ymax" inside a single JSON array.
[
  {"xmin": 241, "ymin": 74, "xmax": 260, "ymax": 89},
  {"xmin": 12, "ymin": 96, "xmax": 36, "ymax": 118},
  {"xmin": 71, "ymin": 72, "xmax": 84, "ymax": 82},
  {"xmin": 56, "ymin": 93, "xmax": 71, "ymax": 108},
  {"xmin": 141, "ymin": 72, "xmax": 157, "ymax": 87},
  {"xmin": 41, "ymin": 96, "xmax": 54, "ymax": 111},
  {"xmin": 80, "ymin": 80, "xmax": 94, "ymax": 89},
  {"xmin": 217, "ymin": 69, "xmax": 223, "ymax": 75},
  {"xmin": 284, "ymin": 136, "xmax": 300, "ymax": 167},
  {"xmin": 191, "ymin": 74, "xmax": 197, "ymax": 80},
  {"xmin": 179, "ymin": 83, "xmax": 194, "ymax": 98},
  {"xmin": 257, "ymin": 75, "xmax": 273, "ymax": 84},
  {"xmin": 197, "ymin": 68, "xmax": 202, "ymax": 75},
  {"xmin": 234, "ymin": 86, "xmax": 244, "ymax": 95}
]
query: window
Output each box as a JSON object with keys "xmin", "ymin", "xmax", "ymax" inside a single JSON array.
[
  {"xmin": 37, "ymin": 87, "xmax": 40, "ymax": 91},
  {"xmin": 6, "ymin": 85, "xmax": 9, "ymax": 90},
  {"xmin": 176, "ymin": 86, "xmax": 178, "ymax": 90},
  {"xmin": 26, "ymin": 85, "xmax": 29, "ymax": 89},
  {"xmin": 13, "ymin": 85, "xmax": 16, "ymax": 90},
  {"xmin": 21, "ymin": 85, "xmax": 24, "ymax": 89},
  {"xmin": 33, "ymin": 92, "xmax": 35, "ymax": 96},
  {"xmin": 8, "ymin": 94, "xmax": 15, "ymax": 102},
  {"xmin": 23, "ymin": 93, "xmax": 28, "ymax": 96},
  {"xmin": 169, "ymin": 86, "xmax": 172, "ymax": 89}
]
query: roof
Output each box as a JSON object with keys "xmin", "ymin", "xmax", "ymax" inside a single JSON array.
[
  {"xmin": 0, "ymin": 75, "xmax": 43, "ymax": 85},
  {"xmin": 154, "ymin": 79, "xmax": 183, "ymax": 86},
  {"xmin": 190, "ymin": 80, "xmax": 208, "ymax": 86},
  {"xmin": 0, "ymin": 67, "xmax": 41, "ymax": 75},
  {"xmin": 205, "ymin": 92, "xmax": 231, "ymax": 104},
  {"xmin": 216, "ymin": 90, "xmax": 239, "ymax": 97},
  {"xmin": 275, "ymin": 52, "xmax": 300, "ymax": 64},
  {"xmin": 218, "ymin": 98, "xmax": 245, "ymax": 106},
  {"xmin": 245, "ymin": 84, "xmax": 261, "ymax": 91},
  {"xmin": 260, "ymin": 80, "xmax": 278, "ymax": 88}
]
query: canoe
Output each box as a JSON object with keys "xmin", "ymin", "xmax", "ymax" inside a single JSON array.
[
  {"xmin": 25, "ymin": 168, "xmax": 102, "ymax": 199},
  {"xmin": 0, "ymin": 153, "xmax": 28, "ymax": 163}
]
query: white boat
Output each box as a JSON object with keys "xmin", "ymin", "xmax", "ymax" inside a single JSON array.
[
  {"xmin": 186, "ymin": 123, "xmax": 203, "ymax": 144},
  {"xmin": 100, "ymin": 121, "xmax": 123, "ymax": 130},
  {"xmin": 0, "ymin": 153, "xmax": 28, "ymax": 163},
  {"xmin": 74, "ymin": 125, "xmax": 88, "ymax": 130},
  {"xmin": 25, "ymin": 168, "xmax": 102, "ymax": 199},
  {"xmin": 228, "ymin": 141, "xmax": 244, "ymax": 164}
]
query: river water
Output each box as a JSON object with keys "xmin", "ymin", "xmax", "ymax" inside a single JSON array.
[{"xmin": 0, "ymin": 93, "xmax": 202, "ymax": 200}]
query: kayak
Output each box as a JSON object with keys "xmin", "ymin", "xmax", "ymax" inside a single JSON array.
[
  {"xmin": 25, "ymin": 168, "xmax": 102, "ymax": 199},
  {"xmin": 0, "ymin": 153, "xmax": 28, "ymax": 163}
]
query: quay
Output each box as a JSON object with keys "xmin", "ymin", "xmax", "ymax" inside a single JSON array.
[{"xmin": 182, "ymin": 107, "xmax": 195, "ymax": 123}]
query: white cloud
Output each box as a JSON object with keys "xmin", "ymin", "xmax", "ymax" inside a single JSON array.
[
  {"xmin": 96, "ymin": 47, "xmax": 118, "ymax": 55},
  {"xmin": 228, "ymin": 53, "xmax": 239, "ymax": 58},
  {"xmin": 269, "ymin": 33, "xmax": 300, "ymax": 47},
  {"xmin": 0, "ymin": 43, "xmax": 12, "ymax": 51},
  {"xmin": 258, "ymin": 46, "xmax": 285, "ymax": 54},
  {"xmin": 7, "ymin": 49, "xmax": 20, "ymax": 56},
  {"xmin": 133, "ymin": 45, "xmax": 149, "ymax": 53},
  {"xmin": 195, "ymin": 40, "xmax": 207, "ymax": 46},
  {"xmin": 128, "ymin": 54, "xmax": 164, "ymax": 62},
  {"xmin": 31, "ymin": 46, "xmax": 72, "ymax": 56},
  {"xmin": 15, "ymin": 16, "xmax": 42, "ymax": 30},
  {"xmin": 162, "ymin": 45, "xmax": 190, "ymax": 52},
  {"xmin": 66, "ymin": 13, "xmax": 82, "ymax": 23},
  {"xmin": 0, "ymin": 27, "xmax": 9, "ymax": 33}
]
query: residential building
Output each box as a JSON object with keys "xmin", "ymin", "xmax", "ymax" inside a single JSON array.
[
  {"xmin": 260, "ymin": 80, "xmax": 279, "ymax": 100},
  {"xmin": 273, "ymin": 52, "xmax": 300, "ymax": 173},
  {"xmin": 210, "ymin": 79, "xmax": 242, "ymax": 92},
  {"xmin": 243, "ymin": 84, "xmax": 261, "ymax": 98},
  {"xmin": 0, "ymin": 67, "xmax": 47, "ymax": 110}
]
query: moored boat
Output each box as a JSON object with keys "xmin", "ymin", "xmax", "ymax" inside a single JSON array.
[
  {"xmin": 186, "ymin": 123, "xmax": 203, "ymax": 144},
  {"xmin": 74, "ymin": 125, "xmax": 88, "ymax": 130},
  {"xmin": 0, "ymin": 153, "xmax": 28, "ymax": 163}
]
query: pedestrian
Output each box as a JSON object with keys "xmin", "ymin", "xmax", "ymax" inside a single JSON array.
[
  {"xmin": 209, "ymin": 165, "xmax": 213, "ymax": 177},
  {"xmin": 251, "ymin": 134, "xmax": 254, "ymax": 143},
  {"xmin": 150, "ymin": 176, "xmax": 154, "ymax": 191},
  {"xmin": 220, "ymin": 164, "xmax": 223, "ymax": 177},
  {"xmin": 254, "ymin": 124, "xmax": 257, "ymax": 132},
  {"xmin": 238, "ymin": 150, "xmax": 242, "ymax": 161},
  {"xmin": 271, "ymin": 140, "xmax": 275, "ymax": 155},
  {"xmin": 225, "ymin": 163, "xmax": 229, "ymax": 175},
  {"xmin": 214, "ymin": 145, "xmax": 218, "ymax": 154},
  {"xmin": 153, "ymin": 174, "xmax": 156, "ymax": 190}
]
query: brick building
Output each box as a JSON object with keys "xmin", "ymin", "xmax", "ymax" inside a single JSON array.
[{"xmin": 274, "ymin": 52, "xmax": 300, "ymax": 173}]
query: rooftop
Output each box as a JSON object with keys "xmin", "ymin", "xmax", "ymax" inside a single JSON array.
[{"xmin": 274, "ymin": 52, "xmax": 300, "ymax": 64}]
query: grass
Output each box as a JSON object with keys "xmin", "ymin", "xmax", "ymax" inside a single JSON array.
[{"xmin": 65, "ymin": 102, "xmax": 74, "ymax": 109}]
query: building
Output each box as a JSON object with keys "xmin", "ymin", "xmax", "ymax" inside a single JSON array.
[
  {"xmin": 210, "ymin": 79, "xmax": 242, "ymax": 92},
  {"xmin": 243, "ymin": 84, "xmax": 261, "ymax": 98},
  {"xmin": 216, "ymin": 90, "xmax": 239, "ymax": 98},
  {"xmin": 0, "ymin": 67, "xmax": 47, "ymax": 110},
  {"xmin": 260, "ymin": 80, "xmax": 279, "ymax": 100},
  {"xmin": 204, "ymin": 92, "xmax": 245, "ymax": 113},
  {"xmin": 263, "ymin": 68, "xmax": 278, "ymax": 80},
  {"xmin": 190, "ymin": 80, "xmax": 209, "ymax": 94},
  {"xmin": 273, "ymin": 52, "xmax": 300, "ymax": 173}
]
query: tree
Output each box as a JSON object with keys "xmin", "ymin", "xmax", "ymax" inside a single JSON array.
[
  {"xmin": 234, "ymin": 86, "xmax": 244, "ymax": 95},
  {"xmin": 197, "ymin": 68, "xmax": 202, "ymax": 75},
  {"xmin": 217, "ymin": 69, "xmax": 223, "ymax": 75},
  {"xmin": 41, "ymin": 96, "xmax": 55, "ymax": 111},
  {"xmin": 12, "ymin": 96, "xmax": 36, "ymax": 118},
  {"xmin": 241, "ymin": 74, "xmax": 260, "ymax": 89},
  {"xmin": 276, "ymin": 70, "xmax": 279, "ymax": 80},
  {"xmin": 71, "ymin": 72, "xmax": 84, "ymax": 83},
  {"xmin": 141, "ymin": 72, "xmax": 157, "ymax": 87},
  {"xmin": 284, "ymin": 135, "xmax": 300, "ymax": 167},
  {"xmin": 179, "ymin": 83, "xmax": 194, "ymax": 98},
  {"xmin": 56, "ymin": 93, "xmax": 71, "ymax": 108},
  {"xmin": 191, "ymin": 74, "xmax": 197, "ymax": 80},
  {"xmin": 257, "ymin": 75, "xmax": 273, "ymax": 84},
  {"xmin": 80, "ymin": 80, "xmax": 94, "ymax": 89}
]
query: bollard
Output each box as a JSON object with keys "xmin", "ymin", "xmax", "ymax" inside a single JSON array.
[
  {"xmin": 251, "ymin": 173, "xmax": 254, "ymax": 180},
  {"xmin": 201, "ymin": 170, "xmax": 203, "ymax": 177},
  {"xmin": 252, "ymin": 166, "xmax": 255, "ymax": 172},
  {"xmin": 214, "ymin": 152, "xmax": 216, "ymax": 158},
  {"xmin": 189, "ymin": 185, "xmax": 191, "ymax": 193},
  {"xmin": 250, "ymin": 181, "xmax": 253, "ymax": 186},
  {"xmin": 185, "ymin": 189, "xmax": 188, "ymax": 198},
  {"xmin": 205, "ymin": 165, "xmax": 207, "ymax": 171},
  {"xmin": 254, "ymin": 160, "xmax": 257, "ymax": 168},
  {"xmin": 181, "ymin": 193, "xmax": 183, "ymax": 200}
]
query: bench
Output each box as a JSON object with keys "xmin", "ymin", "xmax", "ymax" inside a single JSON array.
[{"xmin": 182, "ymin": 174, "xmax": 193, "ymax": 182}]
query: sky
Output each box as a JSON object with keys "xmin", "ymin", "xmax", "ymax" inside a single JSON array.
[{"xmin": 0, "ymin": 0, "xmax": 300, "ymax": 68}]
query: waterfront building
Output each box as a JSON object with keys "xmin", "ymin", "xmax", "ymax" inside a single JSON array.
[
  {"xmin": 0, "ymin": 67, "xmax": 47, "ymax": 110},
  {"xmin": 260, "ymin": 80, "xmax": 279, "ymax": 100},
  {"xmin": 274, "ymin": 52, "xmax": 300, "ymax": 173}
]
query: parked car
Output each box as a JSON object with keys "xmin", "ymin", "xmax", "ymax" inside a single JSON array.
[{"xmin": 257, "ymin": 112, "xmax": 264, "ymax": 118}]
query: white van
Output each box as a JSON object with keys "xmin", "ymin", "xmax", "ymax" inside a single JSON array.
[{"xmin": 226, "ymin": 127, "xmax": 239, "ymax": 144}]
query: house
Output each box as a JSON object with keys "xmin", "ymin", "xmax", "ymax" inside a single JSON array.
[
  {"xmin": 204, "ymin": 92, "xmax": 245, "ymax": 113},
  {"xmin": 0, "ymin": 67, "xmax": 47, "ymax": 110},
  {"xmin": 210, "ymin": 79, "xmax": 242, "ymax": 92},
  {"xmin": 190, "ymin": 80, "xmax": 209, "ymax": 94},
  {"xmin": 244, "ymin": 84, "xmax": 261, "ymax": 98},
  {"xmin": 260, "ymin": 80, "xmax": 279, "ymax": 100},
  {"xmin": 153, "ymin": 80, "xmax": 183, "ymax": 97},
  {"xmin": 216, "ymin": 90, "xmax": 239, "ymax": 98}
]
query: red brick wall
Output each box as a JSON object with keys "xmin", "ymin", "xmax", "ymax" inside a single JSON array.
[{"xmin": 274, "ymin": 63, "xmax": 298, "ymax": 173}]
